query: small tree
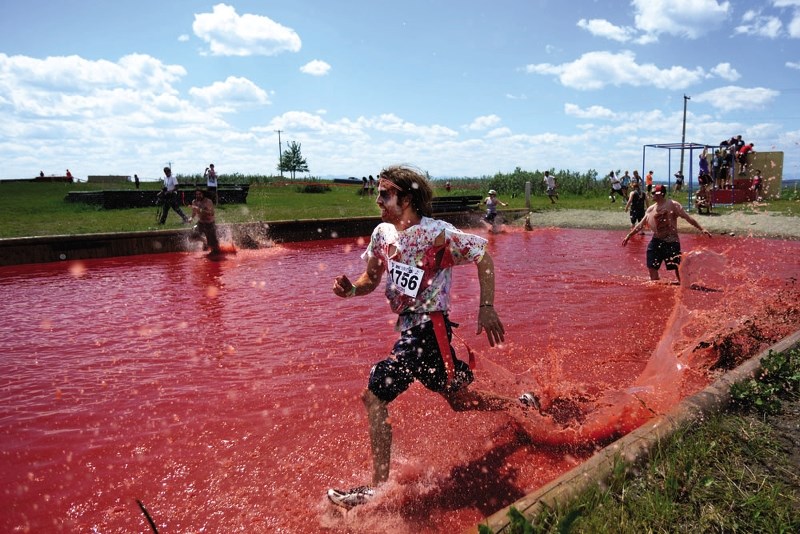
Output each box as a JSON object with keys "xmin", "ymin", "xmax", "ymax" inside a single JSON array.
[{"xmin": 278, "ymin": 141, "xmax": 309, "ymax": 179}]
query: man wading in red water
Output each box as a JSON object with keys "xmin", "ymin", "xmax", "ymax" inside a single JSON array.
[
  {"xmin": 622, "ymin": 184, "xmax": 712, "ymax": 283},
  {"xmin": 328, "ymin": 165, "xmax": 511, "ymax": 508}
]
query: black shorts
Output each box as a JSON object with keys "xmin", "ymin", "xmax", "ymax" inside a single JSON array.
[
  {"xmin": 485, "ymin": 212, "xmax": 497, "ymax": 223},
  {"xmin": 646, "ymin": 238, "xmax": 681, "ymax": 271},
  {"xmin": 368, "ymin": 318, "xmax": 474, "ymax": 403}
]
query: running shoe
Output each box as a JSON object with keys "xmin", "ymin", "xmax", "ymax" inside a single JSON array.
[
  {"xmin": 327, "ymin": 486, "xmax": 375, "ymax": 509},
  {"xmin": 518, "ymin": 392, "xmax": 542, "ymax": 413}
]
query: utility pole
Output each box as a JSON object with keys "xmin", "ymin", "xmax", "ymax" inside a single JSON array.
[
  {"xmin": 679, "ymin": 94, "xmax": 690, "ymax": 178},
  {"xmin": 274, "ymin": 130, "xmax": 283, "ymax": 178}
]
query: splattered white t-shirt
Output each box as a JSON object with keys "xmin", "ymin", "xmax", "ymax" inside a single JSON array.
[{"xmin": 363, "ymin": 217, "xmax": 487, "ymax": 331}]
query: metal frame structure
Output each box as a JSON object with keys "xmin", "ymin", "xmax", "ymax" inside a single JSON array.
[{"xmin": 641, "ymin": 142, "xmax": 717, "ymax": 210}]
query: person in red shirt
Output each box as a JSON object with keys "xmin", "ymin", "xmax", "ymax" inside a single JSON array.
[{"xmin": 737, "ymin": 143, "xmax": 755, "ymax": 174}]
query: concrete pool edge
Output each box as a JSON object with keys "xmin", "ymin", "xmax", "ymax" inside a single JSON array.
[
  {"xmin": 471, "ymin": 328, "xmax": 800, "ymax": 534},
  {"xmin": 0, "ymin": 211, "xmax": 531, "ymax": 266}
]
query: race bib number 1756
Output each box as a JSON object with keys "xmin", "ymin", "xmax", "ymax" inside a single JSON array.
[{"xmin": 388, "ymin": 260, "xmax": 423, "ymax": 298}]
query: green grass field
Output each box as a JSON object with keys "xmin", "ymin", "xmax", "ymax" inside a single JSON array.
[{"xmin": 0, "ymin": 178, "xmax": 797, "ymax": 239}]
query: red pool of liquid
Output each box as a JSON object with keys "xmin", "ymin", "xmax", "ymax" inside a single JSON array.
[{"xmin": 1, "ymin": 228, "xmax": 798, "ymax": 533}]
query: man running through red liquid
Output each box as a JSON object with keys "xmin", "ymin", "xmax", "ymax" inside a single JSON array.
[
  {"xmin": 328, "ymin": 165, "xmax": 510, "ymax": 509},
  {"xmin": 622, "ymin": 184, "xmax": 712, "ymax": 283}
]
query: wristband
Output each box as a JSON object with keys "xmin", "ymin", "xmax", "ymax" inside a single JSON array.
[
  {"xmin": 348, "ymin": 285, "xmax": 357, "ymax": 297},
  {"xmin": 480, "ymin": 304, "xmax": 493, "ymax": 308}
]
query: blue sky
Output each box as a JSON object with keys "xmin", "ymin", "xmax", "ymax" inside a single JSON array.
[{"xmin": 1, "ymin": 0, "xmax": 798, "ymax": 181}]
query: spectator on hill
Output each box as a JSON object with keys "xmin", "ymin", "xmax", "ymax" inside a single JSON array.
[
  {"xmin": 134, "ymin": 174, "xmax": 140, "ymax": 189},
  {"xmin": 723, "ymin": 147, "xmax": 735, "ymax": 184},
  {"xmin": 712, "ymin": 150, "xmax": 724, "ymax": 189},
  {"xmin": 645, "ymin": 170, "xmax": 654, "ymax": 197}
]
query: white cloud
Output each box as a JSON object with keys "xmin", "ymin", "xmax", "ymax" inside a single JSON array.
[
  {"xmin": 632, "ymin": 0, "xmax": 731, "ymax": 39},
  {"xmin": 789, "ymin": 12, "xmax": 800, "ymax": 37},
  {"xmin": 787, "ymin": 61, "xmax": 800, "ymax": 69},
  {"xmin": 178, "ymin": 34, "xmax": 190, "ymax": 42},
  {"xmin": 189, "ymin": 76, "xmax": 270, "ymax": 109},
  {"xmin": 0, "ymin": 53, "xmax": 186, "ymax": 96},
  {"xmin": 577, "ymin": 18, "xmax": 634, "ymax": 42},
  {"xmin": 299, "ymin": 60, "xmax": 331, "ymax": 76},
  {"xmin": 692, "ymin": 86, "xmax": 780, "ymax": 111},
  {"xmin": 710, "ymin": 62, "xmax": 740, "ymax": 81},
  {"xmin": 261, "ymin": 111, "xmax": 458, "ymax": 140},
  {"xmin": 192, "ymin": 3, "xmax": 301, "ymax": 57},
  {"xmin": 466, "ymin": 114, "xmax": 501, "ymax": 131},
  {"xmin": 486, "ymin": 127, "xmax": 512, "ymax": 138},
  {"xmin": 735, "ymin": 10, "xmax": 783, "ymax": 37},
  {"xmin": 524, "ymin": 50, "xmax": 705, "ymax": 90},
  {"xmin": 564, "ymin": 103, "xmax": 616, "ymax": 119},
  {"xmin": 775, "ymin": 1, "xmax": 800, "ymax": 37}
]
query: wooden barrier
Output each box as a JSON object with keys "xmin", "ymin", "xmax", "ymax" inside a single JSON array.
[
  {"xmin": 431, "ymin": 195, "xmax": 482, "ymax": 213},
  {"xmin": 65, "ymin": 185, "xmax": 249, "ymax": 208}
]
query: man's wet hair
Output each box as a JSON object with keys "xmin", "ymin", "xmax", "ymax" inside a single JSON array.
[{"xmin": 379, "ymin": 165, "xmax": 433, "ymax": 217}]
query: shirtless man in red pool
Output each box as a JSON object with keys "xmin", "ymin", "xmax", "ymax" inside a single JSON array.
[
  {"xmin": 622, "ymin": 184, "xmax": 711, "ymax": 283},
  {"xmin": 328, "ymin": 165, "xmax": 509, "ymax": 508}
]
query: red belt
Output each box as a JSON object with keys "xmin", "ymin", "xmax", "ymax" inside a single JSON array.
[{"xmin": 430, "ymin": 311, "xmax": 475, "ymax": 386}]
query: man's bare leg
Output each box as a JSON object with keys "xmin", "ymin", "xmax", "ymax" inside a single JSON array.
[
  {"xmin": 648, "ymin": 268, "xmax": 660, "ymax": 281},
  {"xmin": 362, "ymin": 389, "xmax": 391, "ymax": 485}
]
